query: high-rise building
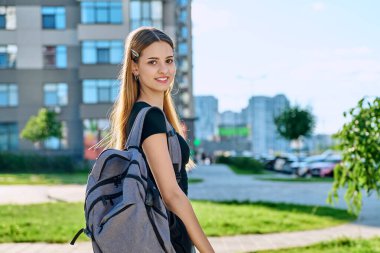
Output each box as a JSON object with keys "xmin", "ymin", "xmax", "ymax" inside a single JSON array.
[
  {"xmin": 219, "ymin": 110, "xmax": 246, "ymax": 126},
  {"xmin": 218, "ymin": 109, "xmax": 251, "ymax": 155},
  {"xmin": 248, "ymin": 94, "xmax": 290, "ymax": 156},
  {"xmin": 0, "ymin": 1, "xmax": 194, "ymax": 159},
  {"xmin": 194, "ymin": 95, "xmax": 218, "ymax": 141},
  {"xmin": 173, "ymin": 0, "xmax": 195, "ymax": 147}
]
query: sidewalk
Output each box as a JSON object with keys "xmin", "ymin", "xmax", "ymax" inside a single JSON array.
[
  {"xmin": 1, "ymin": 164, "xmax": 379, "ymax": 252},
  {"xmin": 1, "ymin": 223, "xmax": 380, "ymax": 253}
]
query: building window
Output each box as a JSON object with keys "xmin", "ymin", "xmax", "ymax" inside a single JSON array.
[
  {"xmin": 0, "ymin": 45, "xmax": 17, "ymax": 69},
  {"xmin": 44, "ymin": 121, "xmax": 68, "ymax": 150},
  {"xmin": 0, "ymin": 84, "xmax": 17, "ymax": 107},
  {"xmin": 81, "ymin": 1, "xmax": 122, "ymax": 24},
  {"xmin": 177, "ymin": 73, "xmax": 189, "ymax": 89},
  {"xmin": 178, "ymin": 42, "xmax": 188, "ymax": 55},
  {"xmin": 0, "ymin": 123, "xmax": 18, "ymax": 151},
  {"xmin": 83, "ymin": 118, "xmax": 109, "ymax": 160},
  {"xmin": 83, "ymin": 80, "xmax": 119, "ymax": 104},
  {"xmin": 0, "ymin": 6, "xmax": 16, "ymax": 30},
  {"xmin": 82, "ymin": 40, "xmax": 123, "ymax": 64},
  {"xmin": 177, "ymin": 58, "xmax": 189, "ymax": 72},
  {"xmin": 178, "ymin": 9, "xmax": 187, "ymax": 23},
  {"xmin": 177, "ymin": 0, "xmax": 188, "ymax": 7},
  {"xmin": 130, "ymin": 0, "xmax": 162, "ymax": 30},
  {"xmin": 41, "ymin": 6, "xmax": 66, "ymax": 29},
  {"xmin": 180, "ymin": 26, "xmax": 188, "ymax": 38},
  {"xmin": 43, "ymin": 45, "xmax": 67, "ymax": 68},
  {"xmin": 44, "ymin": 83, "xmax": 68, "ymax": 106}
]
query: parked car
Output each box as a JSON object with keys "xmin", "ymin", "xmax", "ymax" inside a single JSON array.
[
  {"xmin": 297, "ymin": 153, "xmax": 341, "ymax": 177},
  {"xmin": 308, "ymin": 155, "xmax": 342, "ymax": 177},
  {"xmin": 265, "ymin": 154, "xmax": 300, "ymax": 174}
]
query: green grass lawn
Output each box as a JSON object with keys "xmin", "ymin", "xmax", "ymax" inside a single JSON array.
[
  {"xmin": 256, "ymin": 237, "xmax": 380, "ymax": 253},
  {"xmin": 0, "ymin": 173, "xmax": 203, "ymax": 185},
  {"xmin": 0, "ymin": 201, "xmax": 356, "ymax": 243},
  {"xmin": 188, "ymin": 178, "xmax": 204, "ymax": 184},
  {"xmin": 255, "ymin": 176, "xmax": 334, "ymax": 183},
  {"xmin": 0, "ymin": 172, "xmax": 89, "ymax": 185},
  {"xmin": 192, "ymin": 201, "xmax": 356, "ymax": 237}
]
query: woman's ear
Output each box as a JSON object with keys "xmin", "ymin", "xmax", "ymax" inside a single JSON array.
[{"xmin": 131, "ymin": 61, "xmax": 139, "ymax": 76}]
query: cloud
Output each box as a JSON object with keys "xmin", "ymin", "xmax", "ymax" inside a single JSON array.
[{"xmin": 311, "ymin": 2, "xmax": 326, "ymax": 12}]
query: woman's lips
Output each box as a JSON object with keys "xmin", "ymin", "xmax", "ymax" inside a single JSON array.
[{"xmin": 155, "ymin": 77, "xmax": 169, "ymax": 84}]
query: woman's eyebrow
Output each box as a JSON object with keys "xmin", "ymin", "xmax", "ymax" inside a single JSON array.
[{"xmin": 147, "ymin": 55, "xmax": 174, "ymax": 60}]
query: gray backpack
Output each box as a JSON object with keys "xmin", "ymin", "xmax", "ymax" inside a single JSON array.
[{"xmin": 71, "ymin": 106, "xmax": 183, "ymax": 253}]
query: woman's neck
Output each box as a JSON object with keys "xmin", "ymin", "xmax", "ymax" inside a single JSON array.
[{"xmin": 137, "ymin": 93, "xmax": 164, "ymax": 110}]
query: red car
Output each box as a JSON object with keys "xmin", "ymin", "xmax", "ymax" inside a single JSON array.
[{"xmin": 309, "ymin": 155, "xmax": 342, "ymax": 177}]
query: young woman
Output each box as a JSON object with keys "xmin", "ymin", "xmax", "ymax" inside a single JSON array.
[{"xmin": 104, "ymin": 27, "xmax": 215, "ymax": 253}]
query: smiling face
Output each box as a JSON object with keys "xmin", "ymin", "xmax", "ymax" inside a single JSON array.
[{"xmin": 132, "ymin": 41, "xmax": 176, "ymax": 95}]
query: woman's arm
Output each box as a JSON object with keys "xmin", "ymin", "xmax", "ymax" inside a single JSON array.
[{"xmin": 142, "ymin": 133, "xmax": 215, "ymax": 253}]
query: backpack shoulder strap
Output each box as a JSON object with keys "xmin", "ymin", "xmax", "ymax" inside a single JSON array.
[{"xmin": 125, "ymin": 106, "xmax": 182, "ymax": 182}]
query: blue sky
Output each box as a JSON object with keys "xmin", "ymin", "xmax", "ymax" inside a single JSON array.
[{"xmin": 191, "ymin": 0, "xmax": 380, "ymax": 134}]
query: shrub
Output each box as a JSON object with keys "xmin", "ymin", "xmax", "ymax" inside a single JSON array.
[
  {"xmin": 0, "ymin": 152, "xmax": 89, "ymax": 173},
  {"xmin": 215, "ymin": 156, "xmax": 264, "ymax": 173}
]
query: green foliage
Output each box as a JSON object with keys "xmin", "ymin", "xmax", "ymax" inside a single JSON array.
[
  {"xmin": 215, "ymin": 156, "xmax": 265, "ymax": 174},
  {"xmin": 0, "ymin": 201, "xmax": 355, "ymax": 242},
  {"xmin": 328, "ymin": 96, "xmax": 380, "ymax": 214},
  {"xmin": 0, "ymin": 152, "xmax": 89, "ymax": 173},
  {"xmin": 274, "ymin": 105, "xmax": 315, "ymax": 141},
  {"xmin": 20, "ymin": 108, "xmax": 62, "ymax": 144}
]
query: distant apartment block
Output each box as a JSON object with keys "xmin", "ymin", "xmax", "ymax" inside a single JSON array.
[
  {"xmin": 0, "ymin": 0, "xmax": 194, "ymax": 159},
  {"xmin": 305, "ymin": 134, "xmax": 334, "ymax": 154},
  {"xmin": 194, "ymin": 95, "xmax": 218, "ymax": 141},
  {"xmin": 247, "ymin": 94, "xmax": 290, "ymax": 156}
]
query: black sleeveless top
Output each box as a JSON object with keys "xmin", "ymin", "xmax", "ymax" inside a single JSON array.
[
  {"xmin": 125, "ymin": 101, "xmax": 190, "ymax": 194},
  {"xmin": 125, "ymin": 101, "xmax": 194, "ymax": 253}
]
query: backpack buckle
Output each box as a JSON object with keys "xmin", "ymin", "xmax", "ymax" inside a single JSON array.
[
  {"xmin": 167, "ymin": 128, "xmax": 176, "ymax": 137},
  {"xmin": 145, "ymin": 192, "xmax": 154, "ymax": 206},
  {"xmin": 83, "ymin": 228, "xmax": 92, "ymax": 238}
]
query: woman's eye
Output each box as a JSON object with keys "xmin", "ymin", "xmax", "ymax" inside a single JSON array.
[
  {"xmin": 167, "ymin": 59, "xmax": 174, "ymax": 64},
  {"xmin": 148, "ymin": 60, "xmax": 157, "ymax": 65}
]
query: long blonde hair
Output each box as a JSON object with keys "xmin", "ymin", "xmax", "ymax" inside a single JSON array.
[{"xmin": 97, "ymin": 27, "xmax": 194, "ymax": 168}]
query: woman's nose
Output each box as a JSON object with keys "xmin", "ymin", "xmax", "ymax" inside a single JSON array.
[{"xmin": 158, "ymin": 62, "xmax": 169, "ymax": 74}]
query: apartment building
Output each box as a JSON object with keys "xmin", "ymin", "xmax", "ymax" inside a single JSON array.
[
  {"xmin": 0, "ymin": 0, "xmax": 194, "ymax": 159},
  {"xmin": 247, "ymin": 94, "xmax": 290, "ymax": 156}
]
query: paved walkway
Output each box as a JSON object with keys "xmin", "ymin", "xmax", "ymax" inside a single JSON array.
[
  {"xmin": 1, "ymin": 164, "xmax": 379, "ymax": 253},
  {"xmin": 1, "ymin": 223, "xmax": 380, "ymax": 253}
]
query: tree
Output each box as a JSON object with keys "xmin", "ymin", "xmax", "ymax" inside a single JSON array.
[
  {"xmin": 20, "ymin": 108, "xmax": 62, "ymax": 149},
  {"xmin": 328, "ymin": 96, "xmax": 380, "ymax": 214},
  {"xmin": 274, "ymin": 105, "xmax": 315, "ymax": 150}
]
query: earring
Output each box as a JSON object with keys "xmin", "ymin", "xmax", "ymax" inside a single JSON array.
[{"xmin": 134, "ymin": 74, "xmax": 139, "ymax": 81}]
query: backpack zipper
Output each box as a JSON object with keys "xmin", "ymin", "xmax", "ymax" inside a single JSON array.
[
  {"xmin": 85, "ymin": 160, "xmax": 140, "ymax": 203},
  {"xmin": 98, "ymin": 203, "xmax": 134, "ymax": 233},
  {"xmin": 86, "ymin": 191, "xmax": 123, "ymax": 221}
]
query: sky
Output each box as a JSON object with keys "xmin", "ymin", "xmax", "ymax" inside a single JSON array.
[{"xmin": 191, "ymin": 0, "xmax": 380, "ymax": 135}]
